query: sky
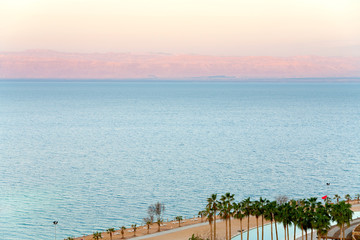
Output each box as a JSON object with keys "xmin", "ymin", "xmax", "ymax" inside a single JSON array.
[{"xmin": 0, "ymin": 0, "xmax": 360, "ymax": 56}]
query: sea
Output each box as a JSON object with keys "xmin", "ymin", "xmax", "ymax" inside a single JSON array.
[{"xmin": 0, "ymin": 80, "xmax": 359, "ymax": 240}]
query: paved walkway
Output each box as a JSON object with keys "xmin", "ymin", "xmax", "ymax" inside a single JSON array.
[{"xmin": 130, "ymin": 220, "xmax": 223, "ymax": 240}]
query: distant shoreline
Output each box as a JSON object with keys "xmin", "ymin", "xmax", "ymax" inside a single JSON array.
[
  {"xmin": 2, "ymin": 51, "xmax": 360, "ymax": 79},
  {"xmin": 1, "ymin": 77, "xmax": 360, "ymax": 83}
]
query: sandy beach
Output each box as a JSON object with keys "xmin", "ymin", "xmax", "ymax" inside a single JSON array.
[
  {"xmin": 75, "ymin": 201, "xmax": 360, "ymax": 240},
  {"xmin": 75, "ymin": 215, "xmax": 263, "ymax": 240}
]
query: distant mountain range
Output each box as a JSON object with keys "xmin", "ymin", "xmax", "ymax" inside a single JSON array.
[{"xmin": 0, "ymin": 50, "xmax": 359, "ymax": 80}]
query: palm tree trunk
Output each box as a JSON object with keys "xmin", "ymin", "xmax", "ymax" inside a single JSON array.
[
  {"xmin": 214, "ymin": 211, "xmax": 217, "ymax": 240},
  {"xmin": 283, "ymin": 225, "xmax": 286, "ymax": 240},
  {"xmin": 287, "ymin": 225, "xmax": 289, "ymax": 240},
  {"xmin": 257, "ymin": 217, "xmax": 259, "ymax": 240},
  {"xmin": 210, "ymin": 221, "xmax": 213, "ymax": 240},
  {"xmin": 271, "ymin": 220, "xmax": 273, "ymax": 240},
  {"xmin": 340, "ymin": 224, "xmax": 343, "ymax": 240},
  {"xmin": 301, "ymin": 226, "xmax": 303, "ymax": 240},
  {"xmin": 275, "ymin": 220, "xmax": 279, "ymax": 240},
  {"xmin": 294, "ymin": 224, "xmax": 296, "ymax": 240},
  {"xmin": 305, "ymin": 229, "xmax": 308, "ymax": 240},
  {"xmin": 339, "ymin": 225, "xmax": 342, "ymax": 240},
  {"xmin": 225, "ymin": 218, "xmax": 229, "ymax": 240},
  {"xmin": 229, "ymin": 216, "xmax": 232, "ymax": 239},
  {"xmin": 240, "ymin": 218, "xmax": 243, "ymax": 240},
  {"xmin": 311, "ymin": 228, "xmax": 313, "ymax": 240},
  {"xmin": 262, "ymin": 216, "xmax": 264, "ymax": 240},
  {"xmin": 247, "ymin": 215, "xmax": 250, "ymax": 240}
]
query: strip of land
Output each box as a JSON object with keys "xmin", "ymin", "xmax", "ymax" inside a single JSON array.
[
  {"xmin": 75, "ymin": 201, "xmax": 360, "ymax": 240},
  {"xmin": 75, "ymin": 214, "xmax": 262, "ymax": 240}
]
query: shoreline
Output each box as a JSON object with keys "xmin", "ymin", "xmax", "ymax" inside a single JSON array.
[
  {"xmin": 75, "ymin": 214, "xmax": 264, "ymax": 240},
  {"xmin": 75, "ymin": 200, "xmax": 360, "ymax": 240}
]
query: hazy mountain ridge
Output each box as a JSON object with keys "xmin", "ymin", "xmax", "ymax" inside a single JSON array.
[{"xmin": 1, "ymin": 50, "xmax": 359, "ymax": 79}]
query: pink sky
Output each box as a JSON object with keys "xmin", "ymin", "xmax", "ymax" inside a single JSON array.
[
  {"xmin": 1, "ymin": 1, "xmax": 359, "ymax": 79},
  {"xmin": 1, "ymin": 50, "xmax": 359, "ymax": 79}
]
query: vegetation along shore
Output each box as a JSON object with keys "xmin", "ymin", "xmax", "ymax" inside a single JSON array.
[{"xmin": 68, "ymin": 194, "xmax": 360, "ymax": 240}]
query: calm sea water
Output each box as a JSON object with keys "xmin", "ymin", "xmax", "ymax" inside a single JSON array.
[{"xmin": 1, "ymin": 80, "xmax": 360, "ymax": 240}]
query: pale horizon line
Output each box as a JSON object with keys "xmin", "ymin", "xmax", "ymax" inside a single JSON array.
[{"xmin": 1, "ymin": 49, "xmax": 360, "ymax": 58}]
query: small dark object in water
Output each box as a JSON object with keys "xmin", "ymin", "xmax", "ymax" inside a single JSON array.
[{"xmin": 326, "ymin": 183, "xmax": 330, "ymax": 185}]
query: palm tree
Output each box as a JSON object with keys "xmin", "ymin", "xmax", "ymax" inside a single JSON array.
[
  {"xmin": 156, "ymin": 218, "xmax": 163, "ymax": 232},
  {"xmin": 330, "ymin": 201, "xmax": 354, "ymax": 240},
  {"xmin": 304, "ymin": 205, "xmax": 314, "ymax": 240},
  {"xmin": 120, "ymin": 226, "xmax": 126, "ymax": 239},
  {"xmin": 145, "ymin": 219, "xmax": 152, "ymax": 234},
  {"xmin": 233, "ymin": 202, "xmax": 245, "ymax": 240},
  {"xmin": 277, "ymin": 204, "xmax": 287, "ymax": 240},
  {"xmin": 106, "ymin": 228, "xmax": 115, "ymax": 240},
  {"xmin": 280, "ymin": 202, "xmax": 295, "ymax": 240},
  {"xmin": 301, "ymin": 210, "xmax": 312, "ymax": 240},
  {"xmin": 273, "ymin": 201, "xmax": 282, "ymax": 240},
  {"xmin": 342, "ymin": 202, "xmax": 354, "ymax": 239},
  {"xmin": 356, "ymin": 194, "xmax": 360, "ymax": 204},
  {"xmin": 296, "ymin": 206, "xmax": 305, "ymax": 240},
  {"xmin": 289, "ymin": 199, "xmax": 299, "ymax": 240},
  {"xmin": 263, "ymin": 201, "xmax": 276, "ymax": 240},
  {"xmin": 219, "ymin": 201, "xmax": 229, "ymax": 240},
  {"xmin": 314, "ymin": 204, "xmax": 331, "ymax": 240},
  {"xmin": 92, "ymin": 232, "xmax": 102, "ymax": 240},
  {"xmin": 221, "ymin": 193, "xmax": 235, "ymax": 240},
  {"xmin": 203, "ymin": 208, "xmax": 214, "ymax": 240},
  {"xmin": 226, "ymin": 193, "xmax": 235, "ymax": 239},
  {"xmin": 207, "ymin": 194, "xmax": 219, "ymax": 240},
  {"xmin": 340, "ymin": 201, "xmax": 353, "ymax": 240},
  {"xmin": 259, "ymin": 197, "xmax": 267, "ymax": 240},
  {"xmin": 175, "ymin": 216, "xmax": 183, "ymax": 227},
  {"xmin": 344, "ymin": 194, "xmax": 351, "ymax": 203},
  {"xmin": 250, "ymin": 200, "xmax": 262, "ymax": 240},
  {"xmin": 307, "ymin": 197, "xmax": 318, "ymax": 240},
  {"xmin": 198, "ymin": 211, "xmax": 204, "ymax": 222},
  {"xmin": 334, "ymin": 194, "xmax": 341, "ymax": 203},
  {"xmin": 131, "ymin": 224, "xmax": 137, "ymax": 236},
  {"xmin": 242, "ymin": 197, "xmax": 252, "ymax": 240},
  {"xmin": 330, "ymin": 202, "xmax": 344, "ymax": 240},
  {"xmin": 64, "ymin": 237, "xmax": 74, "ymax": 240}
]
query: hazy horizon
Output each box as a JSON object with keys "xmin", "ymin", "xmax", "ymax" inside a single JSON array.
[
  {"xmin": 1, "ymin": 50, "xmax": 360, "ymax": 79},
  {"xmin": 1, "ymin": 1, "xmax": 360, "ymax": 79}
]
